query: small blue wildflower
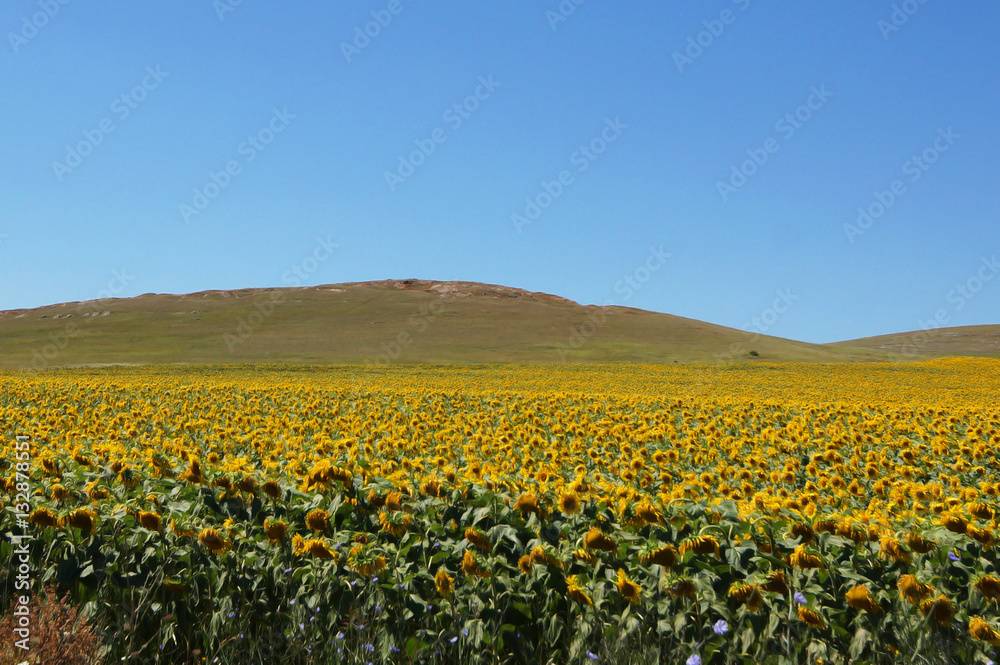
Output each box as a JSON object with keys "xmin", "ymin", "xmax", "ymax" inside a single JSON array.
[
  {"xmin": 586, "ymin": 651, "xmax": 598, "ymax": 660},
  {"xmin": 686, "ymin": 655, "xmax": 701, "ymax": 665},
  {"xmin": 948, "ymin": 552, "xmax": 960, "ymax": 562},
  {"xmin": 794, "ymin": 592, "xmax": 807, "ymax": 604},
  {"xmin": 713, "ymin": 619, "xmax": 729, "ymax": 635},
  {"xmin": 450, "ymin": 636, "xmax": 458, "ymax": 643}
]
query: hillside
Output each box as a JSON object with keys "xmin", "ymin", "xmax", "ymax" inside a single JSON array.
[{"xmin": 1, "ymin": 279, "xmax": 995, "ymax": 368}]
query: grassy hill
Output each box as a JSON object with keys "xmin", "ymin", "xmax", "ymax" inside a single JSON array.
[
  {"xmin": 0, "ymin": 279, "xmax": 994, "ymax": 368},
  {"xmin": 830, "ymin": 324, "xmax": 1000, "ymax": 360}
]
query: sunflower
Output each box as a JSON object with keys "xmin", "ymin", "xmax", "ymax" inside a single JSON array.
[
  {"xmin": 85, "ymin": 480, "xmax": 110, "ymax": 502},
  {"xmin": 573, "ymin": 548, "xmax": 597, "ymax": 565},
  {"xmin": 940, "ymin": 513, "xmax": 968, "ymax": 534},
  {"xmin": 518, "ymin": 555, "xmax": 532, "ymax": 574},
  {"xmin": 348, "ymin": 545, "xmax": 386, "ymax": 576},
  {"xmin": 797, "ymin": 607, "xmax": 825, "ymax": 629},
  {"xmin": 897, "ymin": 574, "xmax": 933, "ymax": 606},
  {"xmin": 878, "ymin": 536, "xmax": 910, "ymax": 563},
  {"xmin": 975, "ymin": 575, "xmax": 1000, "ymax": 602},
  {"xmin": 968, "ymin": 502, "xmax": 995, "ymax": 521},
  {"xmin": 171, "ymin": 519, "xmax": 197, "ymax": 538},
  {"xmin": 51, "ymin": 484, "xmax": 73, "ymax": 503},
  {"xmin": 635, "ymin": 502, "xmax": 659, "ymax": 524},
  {"xmin": 920, "ymin": 595, "xmax": 954, "ymax": 626},
  {"xmin": 198, "ymin": 528, "xmax": 231, "ymax": 554},
  {"xmin": 641, "ymin": 544, "xmax": 677, "ymax": 568},
  {"xmin": 529, "ymin": 545, "xmax": 561, "ymax": 568},
  {"xmin": 967, "ymin": 525, "xmax": 995, "ymax": 547},
  {"xmin": 615, "ymin": 569, "xmax": 641, "ymax": 604},
  {"xmin": 558, "ymin": 491, "xmax": 581, "ymax": 515},
  {"xmin": 583, "ymin": 527, "xmax": 615, "ymax": 552},
  {"xmin": 969, "ymin": 616, "xmax": 1000, "ymax": 646},
  {"xmin": 179, "ymin": 459, "xmax": 204, "ymax": 484},
  {"xmin": 461, "ymin": 549, "xmax": 490, "ymax": 578},
  {"xmin": 669, "ymin": 579, "xmax": 696, "ymax": 598},
  {"xmin": 385, "ymin": 491, "xmax": 404, "ymax": 511},
  {"xmin": 435, "ymin": 568, "xmax": 453, "ymax": 597},
  {"xmin": 729, "ymin": 583, "xmax": 764, "ymax": 612},
  {"xmin": 378, "ymin": 510, "xmax": 411, "ymax": 537},
  {"xmin": 138, "ymin": 511, "xmax": 162, "ymax": 533},
  {"xmin": 464, "ymin": 527, "xmax": 492, "ymax": 553},
  {"xmin": 566, "ymin": 576, "xmax": 592, "ymax": 606},
  {"xmin": 305, "ymin": 509, "xmax": 330, "ymax": 534},
  {"xmin": 760, "ymin": 570, "xmax": 789, "ymax": 595},
  {"xmin": 904, "ymin": 532, "xmax": 935, "ymax": 554},
  {"xmin": 845, "ymin": 585, "xmax": 881, "ymax": 613},
  {"xmin": 788, "ymin": 546, "xmax": 823, "ymax": 569},
  {"xmin": 679, "ymin": 534, "xmax": 720, "ymax": 557},
  {"xmin": 790, "ymin": 523, "xmax": 814, "ymax": 543},
  {"xmin": 264, "ymin": 518, "xmax": 287, "ymax": 543},
  {"xmin": 62, "ymin": 509, "xmax": 96, "ymax": 533},
  {"xmin": 236, "ymin": 475, "xmax": 258, "ymax": 494},
  {"xmin": 514, "ymin": 493, "xmax": 542, "ymax": 517},
  {"xmin": 29, "ymin": 507, "xmax": 58, "ymax": 528},
  {"xmin": 262, "ymin": 480, "xmax": 282, "ymax": 499}
]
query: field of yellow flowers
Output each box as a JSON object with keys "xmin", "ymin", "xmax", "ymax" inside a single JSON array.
[{"xmin": 2, "ymin": 359, "xmax": 1000, "ymax": 664}]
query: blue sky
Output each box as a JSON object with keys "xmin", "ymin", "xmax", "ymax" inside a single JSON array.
[{"xmin": 1, "ymin": 1, "xmax": 997, "ymax": 344}]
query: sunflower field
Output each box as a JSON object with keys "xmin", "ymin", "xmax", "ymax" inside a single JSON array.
[{"xmin": 2, "ymin": 359, "xmax": 1000, "ymax": 664}]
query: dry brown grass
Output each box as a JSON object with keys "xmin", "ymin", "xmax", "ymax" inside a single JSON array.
[{"xmin": 0, "ymin": 586, "xmax": 106, "ymax": 665}]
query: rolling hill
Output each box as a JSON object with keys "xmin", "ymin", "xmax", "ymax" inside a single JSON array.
[{"xmin": 0, "ymin": 279, "xmax": 995, "ymax": 368}]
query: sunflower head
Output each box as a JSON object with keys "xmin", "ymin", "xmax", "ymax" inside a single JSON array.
[
  {"xmin": 264, "ymin": 518, "xmax": 287, "ymax": 543},
  {"xmin": 464, "ymin": 527, "xmax": 492, "ymax": 553},
  {"xmin": 435, "ymin": 568, "xmax": 453, "ymax": 597},
  {"xmin": 62, "ymin": 509, "xmax": 96, "ymax": 533},
  {"xmin": 797, "ymin": 607, "xmax": 825, "ymax": 629},
  {"xmin": 558, "ymin": 490, "xmax": 582, "ymax": 515},
  {"xmin": 583, "ymin": 527, "xmax": 616, "ymax": 552},
  {"xmin": 729, "ymin": 583, "xmax": 763, "ymax": 612},
  {"xmin": 920, "ymin": 595, "xmax": 955, "ymax": 626},
  {"xmin": 615, "ymin": 568, "xmax": 641, "ymax": 604},
  {"xmin": 138, "ymin": 511, "xmax": 162, "ymax": 533},
  {"xmin": 969, "ymin": 616, "xmax": 1000, "ymax": 646},
  {"xmin": 198, "ymin": 528, "xmax": 231, "ymax": 554},
  {"xmin": 845, "ymin": 585, "xmax": 881, "ymax": 613},
  {"xmin": 305, "ymin": 509, "xmax": 330, "ymax": 534}
]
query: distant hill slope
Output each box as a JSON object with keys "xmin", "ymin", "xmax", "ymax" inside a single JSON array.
[
  {"xmin": 831, "ymin": 324, "xmax": 1000, "ymax": 360},
  {"xmin": 0, "ymin": 279, "xmax": 993, "ymax": 368}
]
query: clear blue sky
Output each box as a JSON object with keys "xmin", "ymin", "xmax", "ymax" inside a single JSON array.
[{"xmin": 2, "ymin": 1, "xmax": 997, "ymax": 344}]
